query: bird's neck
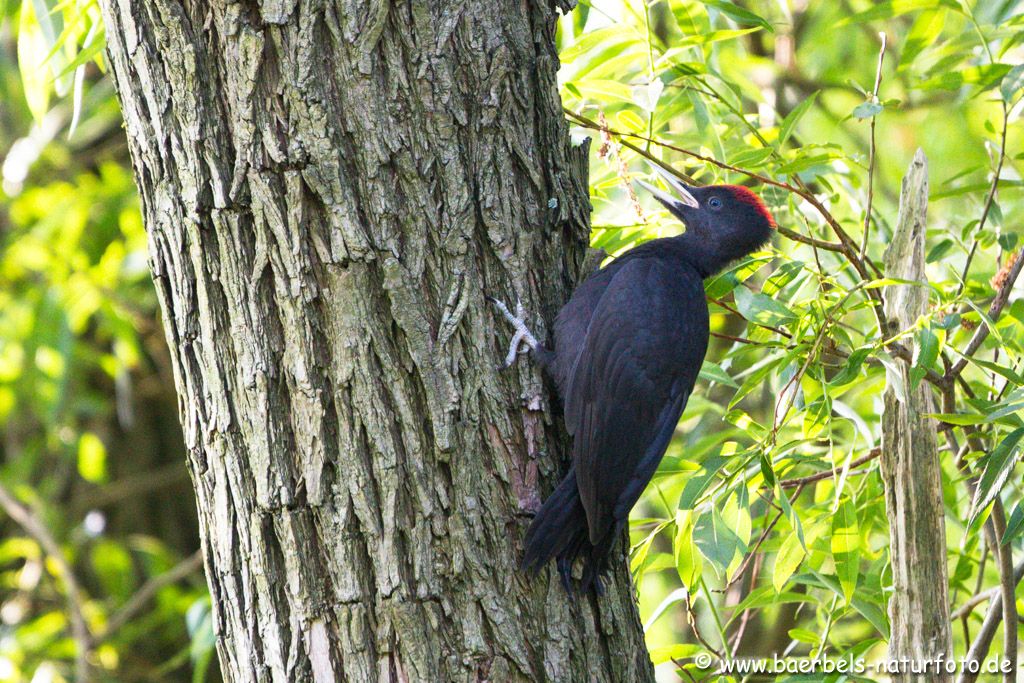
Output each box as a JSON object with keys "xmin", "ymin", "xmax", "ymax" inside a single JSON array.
[{"xmin": 673, "ymin": 231, "xmax": 727, "ymax": 279}]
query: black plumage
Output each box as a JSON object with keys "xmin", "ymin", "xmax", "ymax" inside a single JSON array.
[{"xmin": 494, "ymin": 168, "xmax": 775, "ymax": 594}]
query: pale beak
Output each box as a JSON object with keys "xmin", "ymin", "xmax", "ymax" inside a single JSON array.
[{"xmin": 636, "ymin": 163, "xmax": 700, "ymax": 211}]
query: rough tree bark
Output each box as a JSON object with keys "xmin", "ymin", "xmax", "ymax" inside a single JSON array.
[
  {"xmin": 96, "ymin": 1, "xmax": 654, "ymax": 681},
  {"xmin": 880, "ymin": 149, "xmax": 953, "ymax": 681}
]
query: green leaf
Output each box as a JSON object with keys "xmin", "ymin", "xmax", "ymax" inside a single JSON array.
[
  {"xmin": 899, "ymin": 9, "xmax": 947, "ymax": 69},
  {"xmin": 779, "ymin": 91, "xmax": 818, "ymax": 146},
  {"xmin": 678, "ymin": 455, "xmax": 729, "ymax": 509},
  {"xmin": 774, "ymin": 531, "xmax": 805, "ymax": 593},
  {"xmin": 674, "ymin": 510, "xmax": 703, "ymax": 589},
  {"xmin": 910, "ymin": 327, "xmax": 939, "ymax": 390},
  {"xmin": 702, "ymin": 0, "xmax": 773, "ymax": 32},
  {"xmin": 54, "ymin": 27, "xmax": 106, "ymax": 80},
  {"xmin": 1001, "ymin": 63, "xmax": 1024, "ymax": 102},
  {"xmin": 17, "ymin": 0, "xmax": 51, "ymax": 120},
  {"xmin": 830, "ymin": 347, "xmax": 871, "ymax": 386},
  {"xmin": 831, "ymin": 498, "xmax": 860, "ymax": 604},
  {"xmin": 693, "ymin": 507, "xmax": 743, "ymax": 573},
  {"xmin": 614, "ymin": 109, "xmax": 647, "ymax": 133},
  {"xmin": 649, "ymin": 644, "xmax": 706, "ymax": 665},
  {"xmin": 732, "ymin": 286, "xmax": 798, "ymax": 327},
  {"xmin": 926, "ymin": 238, "xmax": 953, "ymax": 263},
  {"xmin": 852, "ymin": 101, "xmax": 883, "ymax": 119},
  {"xmin": 925, "ymin": 412, "xmax": 990, "ymax": 426},
  {"xmin": 699, "ymin": 360, "xmax": 738, "ymax": 388},
  {"xmin": 919, "ymin": 64, "xmax": 1012, "ymax": 92},
  {"xmin": 788, "ymin": 628, "xmax": 821, "ymax": 646},
  {"xmin": 968, "ymin": 428, "xmax": 1024, "ymax": 527},
  {"xmin": 78, "ymin": 432, "xmax": 107, "ymax": 483},
  {"xmin": 559, "ymin": 27, "xmax": 640, "ymax": 64},
  {"xmin": 567, "ymin": 78, "xmax": 634, "ymax": 104},
  {"xmin": 1002, "ymin": 501, "xmax": 1024, "ymax": 546},
  {"xmin": 729, "ymin": 147, "xmax": 773, "ymax": 168}
]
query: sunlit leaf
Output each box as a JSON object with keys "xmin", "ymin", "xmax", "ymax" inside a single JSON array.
[
  {"xmin": 968, "ymin": 428, "xmax": 1024, "ymax": 527},
  {"xmin": 831, "ymin": 498, "xmax": 860, "ymax": 604}
]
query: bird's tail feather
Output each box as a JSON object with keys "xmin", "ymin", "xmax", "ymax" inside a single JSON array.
[
  {"xmin": 521, "ymin": 469, "xmax": 615, "ymax": 594},
  {"xmin": 521, "ymin": 470, "xmax": 587, "ymax": 574}
]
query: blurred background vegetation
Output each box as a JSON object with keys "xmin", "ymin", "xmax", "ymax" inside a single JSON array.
[
  {"xmin": 0, "ymin": 1, "xmax": 213, "ymax": 681},
  {"xmin": 0, "ymin": 0, "xmax": 1022, "ymax": 681}
]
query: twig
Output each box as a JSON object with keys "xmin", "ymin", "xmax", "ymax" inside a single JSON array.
[
  {"xmin": 708, "ymin": 295, "xmax": 793, "ymax": 339},
  {"xmin": 685, "ymin": 593, "xmax": 725, "ymax": 660},
  {"xmin": 947, "ymin": 249, "xmax": 1024, "ymax": 380},
  {"xmin": 729, "ymin": 552, "xmax": 763, "ymax": 657},
  {"xmin": 990, "ymin": 502, "xmax": 1017, "ymax": 682},
  {"xmin": 959, "ymin": 568, "xmax": 1018, "ymax": 683},
  {"xmin": 93, "ymin": 549, "xmax": 204, "ymax": 643},
  {"xmin": 777, "ymin": 448, "xmax": 881, "ymax": 489},
  {"xmin": 955, "ymin": 81, "xmax": 1009, "ymax": 297},
  {"xmin": 73, "ymin": 463, "xmax": 191, "ymax": 510},
  {"xmin": 951, "ymin": 559, "xmax": 1024, "ymax": 621},
  {"xmin": 0, "ymin": 482, "xmax": 92, "ymax": 682},
  {"xmin": 860, "ymin": 33, "xmax": 886, "ymax": 260}
]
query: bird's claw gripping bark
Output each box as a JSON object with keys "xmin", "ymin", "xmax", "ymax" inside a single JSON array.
[{"xmin": 486, "ymin": 296, "xmax": 539, "ymax": 368}]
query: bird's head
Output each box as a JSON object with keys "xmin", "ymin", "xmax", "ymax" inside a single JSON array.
[{"xmin": 637, "ymin": 166, "xmax": 775, "ymax": 276}]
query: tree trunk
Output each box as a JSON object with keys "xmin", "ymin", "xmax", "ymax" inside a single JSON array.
[
  {"xmin": 880, "ymin": 149, "xmax": 953, "ymax": 681},
  {"xmin": 96, "ymin": 1, "xmax": 654, "ymax": 681}
]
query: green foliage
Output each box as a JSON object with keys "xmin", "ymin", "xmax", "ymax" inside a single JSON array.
[
  {"xmin": 1, "ymin": 12, "xmax": 210, "ymax": 682},
  {"xmin": 13, "ymin": 0, "xmax": 105, "ymax": 131},
  {"xmin": 559, "ymin": 0, "xmax": 1023, "ymax": 678}
]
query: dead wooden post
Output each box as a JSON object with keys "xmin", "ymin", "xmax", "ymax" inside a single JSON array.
[{"xmin": 880, "ymin": 149, "xmax": 953, "ymax": 680}]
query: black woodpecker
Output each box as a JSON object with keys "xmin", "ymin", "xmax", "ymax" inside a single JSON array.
[{"xmin": 490, "ymin": 165, "xmax": 775, "ymax": 594}]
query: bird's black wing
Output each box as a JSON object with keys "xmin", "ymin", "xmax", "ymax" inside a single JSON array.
[{"xmin": 563, "ymin": 256, "xmax": 708, "ymax": 542}]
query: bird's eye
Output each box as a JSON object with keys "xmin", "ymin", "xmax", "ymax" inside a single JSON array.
[{"xmin": 708, "ymin": 197, "xmax": 723, "ymax": 209}]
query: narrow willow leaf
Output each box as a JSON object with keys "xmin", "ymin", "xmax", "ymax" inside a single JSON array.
[
  {"xmin": 678, "ymin": 455, "xmax": 729, "ymax": 509},
  {"xmin": 703, "ymin": 0, "xmax": 773, "ymax": 31},
  {"xmin": 919, "ymin": 64, "xmax": 1012, "ymax": 92},
  {"xmin": 693, "ymin": 508, "xmax": 743, "ymax": 574},
  {"xmin": 733, "ymin": 286, "xmax": 798, "ymax": 327},
  {"xmin": 788, "ymin": 628, "xmax": 821, "ymax": 646},
  {"xmin": 831, "ymin": 498, "xmax": 860, "ymax": 604},
  {"xmin": 699, "ymin": 360, "xmax": 739, "ymax": 388},
  {"xmin": 18, "ymin": 0, "xmax": 51, "ymax": 120},
  {"xmin": 925, "ymin": 412, "xmax": 989, "ymax": 426},
  {"xmin": 830, "ymin": 347, "xmax": 871, "ymax": 386},
  {"xmin": 1000, "ymin": 63, "xmax": 1024, "ymax": 102},
  {"xmin": 779, "ymin": 91, "xmax": 818, "ymax": 146},
  {"xmin": 1002, "ymin": 502, "xmax": 1024, "ymax": 546},
  {"xmin": 900, "ymin": 9, "xmax": 947, "ymax": 69},
  {"xmin": 774, "ymin": 531, "xmax": 805, "ymax": 593},
  {"xmin": 673, "ymin": 510, "xmax": 703, "ymax": 589},
  {"xmin": 968, "ymin": 428, "xmax": 1024, "ymax": 527}
]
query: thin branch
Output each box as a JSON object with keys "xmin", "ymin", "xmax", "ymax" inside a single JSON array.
[
  {"xmin": 947, "ymin": 249, "xmax": 1024, "ymax": 380},
  {"xmin": 778, "ymin": 448, "xmax": 881, "ymax": 489},
  {"xmin": 0, "ymin": 482, "xmax": 91, "ymax": 682},
  {"xmin": 955, "ymin": 24, "xmax": 1009, "ymax": 297},
  {"xmin": 93, "ymin": 550, "xmax": 204, "ymax": 643},
  {"xmin": 860, "ymin": 33, "xmax": 886, "ymax": 260},
  {"xmin": 708, "ymin": 295, "xmax": 792, "ymax": 339},
  {"xmin": 990, "ymin": 502, "xmax": 1017, "ymax": 682},
  {"xmin": 951, "ymin": 559, "xmax": 1024, "ymax": 621}
]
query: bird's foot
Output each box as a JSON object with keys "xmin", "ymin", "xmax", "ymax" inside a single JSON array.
[{"xmin": 486, "ymin": 296, "xmax": 539, "ymax": 369}]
